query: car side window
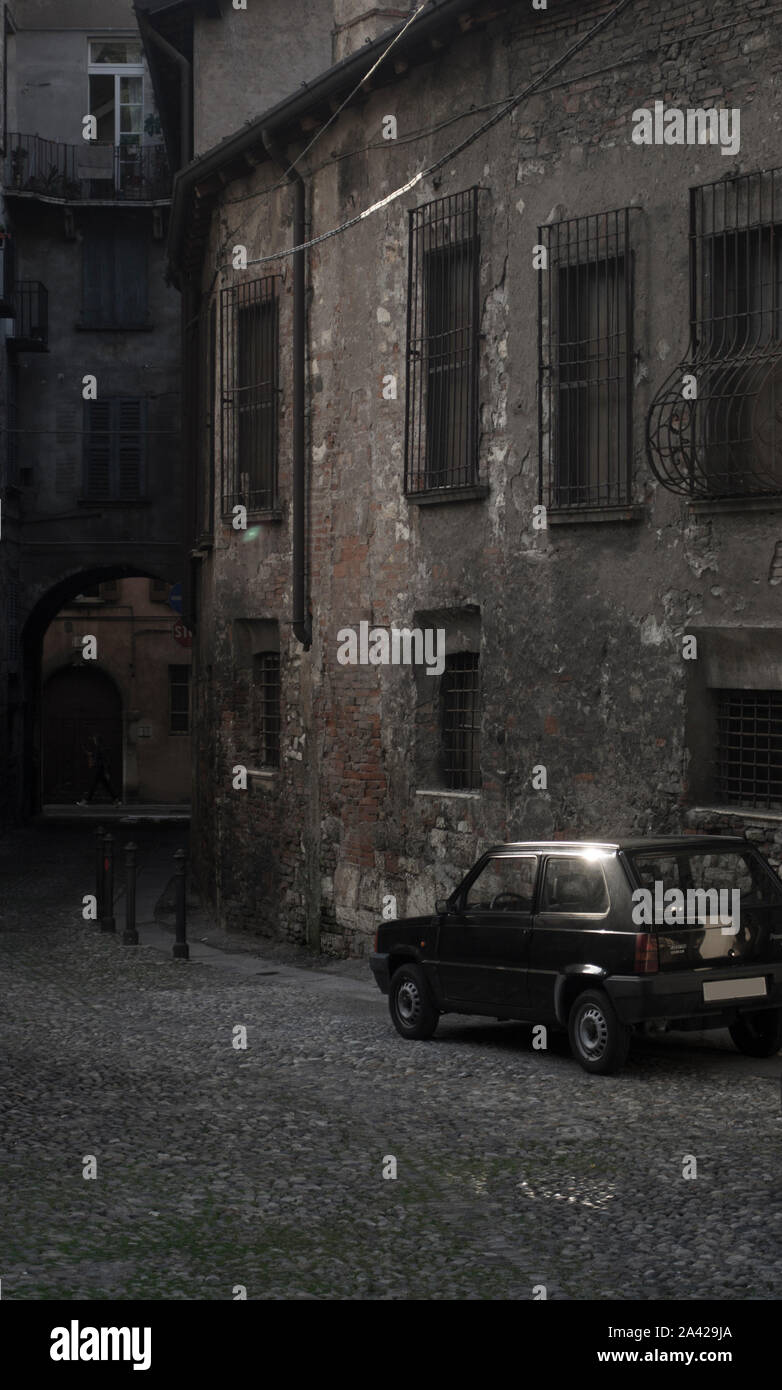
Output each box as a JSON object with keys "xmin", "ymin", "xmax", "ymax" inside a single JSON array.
[
  {"xmin": 464, "ymin": 855, "xmax": 538, "ymax": 912},
  {"xmin": 540, "ymin": 856, "xmax": 610, "ymax": 914}
]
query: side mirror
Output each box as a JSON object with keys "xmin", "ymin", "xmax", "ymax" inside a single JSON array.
[{"xmin": 435, "ymin": 899, "xmax": 449, "ymax": 916}]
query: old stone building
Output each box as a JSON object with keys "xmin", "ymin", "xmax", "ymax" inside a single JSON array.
[
  {"xmin": 41, "ymin": 576, "xmax": 191, "ymax": 805},
  {"xmin": 154, "ymin": 0, "xmax": 782, "ymax": 953},
  {"xmin": 0, "ymin": 0, "xmax": 182, "ymax": 819}
]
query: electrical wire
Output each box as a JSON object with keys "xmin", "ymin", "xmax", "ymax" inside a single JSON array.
[{"xmin": 210, "ymin": 0, "xmax": 639, "ymax": 276}]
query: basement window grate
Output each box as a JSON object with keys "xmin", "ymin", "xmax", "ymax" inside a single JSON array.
[
  {"xmin": 441, "ymin": 651, "xmax": 480, "ymax": 790},
  {"xmin": 254, "ymin": 651, "xmax": 281, "ymax": 769},
  {"xmin": 716, "ymin": 688, "xmax": 782, "ymax": 807}
]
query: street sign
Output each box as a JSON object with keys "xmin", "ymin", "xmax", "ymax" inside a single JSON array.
[
  {"xmin": 173, "ymin": 620, "xmax": 192, "ymax": 649},
  {"xmin": 168, "ymin": 582, "xmax": 183, "ymax": 614}
]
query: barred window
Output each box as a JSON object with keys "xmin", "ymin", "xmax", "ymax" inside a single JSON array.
[
  {"xmin": 221, "ymin": 277, "xmax": 279, "ymax": 515},
  {"xmin": 698, "ymin": 172, "xmax": 782, "ymax": 496},
  {"xmin": 441, "ymin": 652, "xmax": 480, "ymax": 790},
  {"xmin": 169, "ymin": 665, "xmax": 191, "ymax": 735},
  {"xmin": 405, "ymin": 188, "xmax": 480, "ymax": 494},
  {"xmin": 649, "ymin": 169, "xmax": 782, "ymax": 499},
  {"xmin": 253, "ymin": 651, "xmax": 280, "ymax": 768},
  {"xmin": 539, "ymin": 209, "xmax": 634, "ymax": 509},
  {"xmin": 83, "ymin": 398, "xmax": 145, "ymax": 499},
  {"xmin": 716, "ymin": 688, "xmax": 782, "ymax": 808}
]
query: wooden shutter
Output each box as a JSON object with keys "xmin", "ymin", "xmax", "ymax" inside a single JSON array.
[
  {"xmin": 82, "ymin": 226, "xmax": 114, "ymax": 329},
  {"xmin": 115, "ymin": 228, "xmax": 148, "ymax": 326},
  {"xmin": 84, "ymin": 400, "xmax": 112, "ymax": 496},
  {"xmin": 117, "ymin": 399, "xmax": 144, "ymax": 498}
]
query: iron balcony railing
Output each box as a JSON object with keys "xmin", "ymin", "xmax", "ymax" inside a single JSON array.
[
  {"xmin": 5, "ymin": 133, "xmax": 171, "ymax": 202},
  {"xmin": 9, "ymin": 280, "xmax": 48, "ymax": 349}
]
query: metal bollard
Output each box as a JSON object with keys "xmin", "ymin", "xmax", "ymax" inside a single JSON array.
[
  {"xmin": 173, "ymin": 848, "xmax": 189, "ymax": 960},
  {"xmin": 122, "ymin": 842, "xmax": 138, "ymax": 946},
  {"xmin": 95, "ymin": 825, "xmax": 105, "ymax": 925},
  {"xmin": 100, "ymin": 833, "xmax": 116, "ymax": 933}
]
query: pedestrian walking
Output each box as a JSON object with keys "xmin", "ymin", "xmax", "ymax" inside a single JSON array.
[{"xmin": 77, "ymin": 733, "xmax": 121, "ymax": 805}]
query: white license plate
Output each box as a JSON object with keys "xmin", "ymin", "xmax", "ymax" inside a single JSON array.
[{"xmin": 703, "ymin": 977, "xmax": 767, "ymax": 1002}]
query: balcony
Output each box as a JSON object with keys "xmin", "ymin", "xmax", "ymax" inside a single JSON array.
[
  {"xmin": 4, "ymin": 134, "xmax": 171, "ymax": 204},
  {"xmin": 7, "ymin": 281, "xmax": 48, "ymax": 352}
]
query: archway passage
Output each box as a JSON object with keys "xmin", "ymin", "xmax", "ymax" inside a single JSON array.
[{"xmin": 42, "ymin": 667, "xmax": 122, "ymax": 805}]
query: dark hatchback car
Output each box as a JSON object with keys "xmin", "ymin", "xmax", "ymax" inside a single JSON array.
[{"xmin": 369, "ymin": 836, "xmax": 782, "ymax": 1074}]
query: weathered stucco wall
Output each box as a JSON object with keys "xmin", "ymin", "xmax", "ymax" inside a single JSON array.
[
  {"xmin": 192, "ymin": 0, "xmax": 333, "ymax": 157},
  {"xmin": 189, "ymin": 0, "xmax": 782, "ymax": 953}
]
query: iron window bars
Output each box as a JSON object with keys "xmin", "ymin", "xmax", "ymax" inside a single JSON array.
[
  {"xmin": 716, "ymin": 688, "xmax": 782, "ymax": 808},
  {"xmin": 539, "ymin": 208, "xmax": 634, "ymax": 509},
  {"xmin": 254, "ymin": 652, "xmax": 281, "ymax": 768},
  {"xmin": 647, "ymin": 168, "xmax": 782, "ymax": 498},
  {"xmin": 220, "ymin": 276, "xmax": 279, "ymax": 515},
  {"xmin": 441, "ymin": 652, "xmax": 480, "ymax": 790},
  {"xmin": 405, "ymin": 188, "xmax": 480, "ymax": 494}
]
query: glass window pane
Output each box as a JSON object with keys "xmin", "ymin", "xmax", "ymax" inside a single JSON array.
[
  {"xmin": 90, "ymin": 41, "xmax": 143, "ymax": 65},
  {"xmin": 119, "ymin": 75, "xmax": 143, "ymax": 104}
]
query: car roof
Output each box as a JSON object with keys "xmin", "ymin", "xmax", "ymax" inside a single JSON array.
[{"xmin": 485, "ymin": 835, "xmax": 749, "ymax": 855}]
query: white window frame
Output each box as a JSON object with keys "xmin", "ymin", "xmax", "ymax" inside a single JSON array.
[{"xmin": 87, "ymin": 36, "xmax": 145, "ymax": 151}]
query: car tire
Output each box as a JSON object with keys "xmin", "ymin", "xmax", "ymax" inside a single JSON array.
[
  {"xmin": 568, "ymin": 989, "xmax": 631, "ymax": 1075},
  {"xmin": 388, "ymin": 964, "xmax": 439, "ymax": 1041},
  {"xmin": 729, "ymin": 1007, "xmax": 782, "ymax": 1058}
]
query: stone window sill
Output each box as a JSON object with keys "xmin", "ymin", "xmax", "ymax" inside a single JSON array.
[
  {"xmin": 686, "ymin": 804, "xmax": 782, "ymax": 825},
  {"xmin": 406, "ymin": 484, "xmax": 489, "ymax": 506},
  {"xmin": 547, "ymin": 504, "xmax": 644, "ymax": 525},
  {"xmin": 221, "ymin": 510, "xmax": 283, "ymax": 525},
  {"xmin": 415, "ymin": 788, "xmax": 481, "ymax": 799},
  {"xmin": 687, "ymin": 496, "xmax": 782, "ymax": 517}
]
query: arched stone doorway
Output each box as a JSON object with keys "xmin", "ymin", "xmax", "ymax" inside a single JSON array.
[{"xmin": 42, "ymin": 665, "xmax": 123, "ymax": 805}]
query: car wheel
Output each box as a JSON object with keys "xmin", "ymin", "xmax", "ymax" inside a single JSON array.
[
  {"xmin": 729, "ymin": 1007, "xmax": 782, "ymax": 1057},
  {"xmin": 388, "ymin": 964, "xmax": 439, "ymax": 1041},
  {"xmin": 568, "ymin": 989, "xmax": 630, "ymax": 1075}
]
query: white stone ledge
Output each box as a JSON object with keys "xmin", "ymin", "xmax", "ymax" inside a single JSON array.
[{"xmin": 415, "ymin": 788, "xmax": 481, "ymax": 799}]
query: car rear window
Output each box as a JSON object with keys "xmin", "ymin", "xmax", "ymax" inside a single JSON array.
[
  {"xmin": 540, "ymin": 856, "xmax": 610, "ymax": 913},
  {"xmin": 627, "ymin": 848, "xmax": 782, "ymax": 905}
]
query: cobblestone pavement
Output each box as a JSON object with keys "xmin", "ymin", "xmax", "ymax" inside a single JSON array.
[{"xmin": 2, "ymin": 825, "xmax": 782, "ymax": 1301}]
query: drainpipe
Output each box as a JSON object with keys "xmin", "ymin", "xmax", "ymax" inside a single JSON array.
[
  {"xmin": 261, "ymin": 127, "xmax": 312, "ymax": 650},
  {"xmin": 137, "ymin": 13, "xmax": 192, "ymax": 167}
]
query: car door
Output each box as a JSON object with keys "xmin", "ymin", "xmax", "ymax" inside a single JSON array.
[
  {"xmin": 435, "ymin": 853, "xmax": 539, "ymax": 1010},
  {"xmin": 528, "ymin": 854, "xmax": 612, "ymax": 1018}
]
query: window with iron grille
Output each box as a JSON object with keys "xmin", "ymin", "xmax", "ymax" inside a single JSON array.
[
  {"xmin": 201, "ymin": 298, "xmax": 217, "ymax": 537},
  {"xmin": 539, "ymin": 209, "xmax": 634, "ymax": 509},
  {"xmin": 253, "ymin": 651, "xmax": 280, "ymax": 768},
  {"xmin": 696, "ymin": 171, "xmax": 782, "ymax": 495},
  {"xmin": 220, "ymin": 277, "xmax": 279, "ymax": 514},
  {"xmin": 83, "ymin": 398, "xmax": 146, "ymax": 499},
  {"xmin": 441, "ymin": 652, "xmax": 480, "ymax": 790},
  {"xmin": 405, "ymin": 188, "xmax": 480, "ymax": 494},
  {"xmin": 648, "ymin": 170, "xmax": 782, "ymax": 498},
  {"xmin": 5, "ymin": 363, "xmax": 17, "ymax": 488},
  {"xmin": 168, "ymin": 665, "xmax": 190, "ymax": 735},
  {"xmin": 716, "ymin": 688, "xmax": 782, "ymax": 807}
]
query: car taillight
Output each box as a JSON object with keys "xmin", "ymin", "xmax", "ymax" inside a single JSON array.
[{"xmin": 634, "ymin": 931, "xmax": 658, "ymax": 974}]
